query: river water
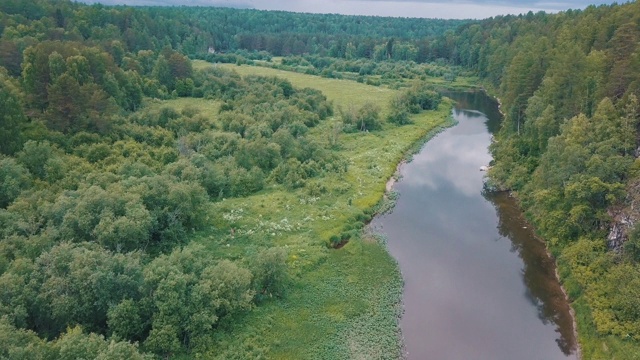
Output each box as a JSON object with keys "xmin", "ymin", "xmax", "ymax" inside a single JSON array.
[{"xmin": 371, "ymin": 91, "xmax": 578, "ymax": 360}]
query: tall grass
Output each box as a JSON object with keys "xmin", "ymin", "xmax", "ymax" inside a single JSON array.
[{"xmin": 157, "ymin": 63, "xmax": 454, "ymax": 359}]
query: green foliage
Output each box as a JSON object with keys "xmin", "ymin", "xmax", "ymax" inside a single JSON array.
[
  {"xmin": 387, "ymin": 82, "xmax": 442, "ymax": 125},
  {"xmin": 29, "ymin": 243, "xmax": 145, "ymax": 337},
  {"xmin": 514, "ymin": 96, "xmax": 636, "ymax": 246},
  {"xmin": 163, "ymin": 73, "xmax": 337, "ymax": 199},
  {"xmin": 107, "ymin": 299, "xmax": 145, "ymax": 341},
  {"xmin": 270, "ymin": 158, "xmax": 308, "ymax": 189},
  {"xmin": 198, "ymin": 64, "xmax": 453, "ymax": 359},
  {"xmin": 0, "ymin": 317, "xmax": 53, "ymax": 360},
  {"xmin": 129, "ymin": 175, "xmax": 208, "ymax": 251},
  {"xmin": 18, "ymin": 41, "xmax": 146, "ymax": 134},
  {"xmin": 0, "ymin": 53, "xmax": 452, "ymax": 359},
  {"xmin": 17, "ymin": 0, "xmax": 640, "ymax": 357},
  {"xmin": 0, "ymin": 158, "xmax": 31, "ymax": 208},
  {"xmin": 405, "ymin": 85, "xmax": 442, "ymax": 112},
  {"xmin": 142, "ymin": 245, "xmax": 254, "ymax": 354},
  {"xmin": 457, "ymin": 3, "xmax": 640, "ymax": 356},
  {"xmin": 16, "ymin": 140, "xmax": 62, "ymax": 181},
  {"xmin": 625, "ymin": 224, "xmax": 640, "ymax": 262},
  {"xmin": 387, "ymin": 99, "xmax": 412, "ymax": 125},
  {"xmin": 96, "ymin": 340, "xmax": 153, "ymax": 360},
  {"xmin": 152, "ymin": 55, "xmax": 173, "ymax": 91},
  {"xmin": 55, "ymin": 326, "xmax": 110, "ymax": 360},
  {"xmin": 56, "ymin": 185, "xmax": 153, "ymax": 251},
  {"xmin": 0, "ymin": 75, "xmax": 26, "ymax": 155},
  {"xmin": 144, "ymin": 325, "xmax": 181, "ymax": 357},
  {"xmin": 52, "ymin": 326, "xmax": 151, "ymax": 360},
  {"xmin": 591, "ymin": 263, "xmax": 640, "ymax": 339},
  {"xmin": 250, "ymin": 247, "xmax": 289, "ymax": 301},
  {"xmin": 339, "ymin": 102, "xmax": 382, "ymax": 132}
]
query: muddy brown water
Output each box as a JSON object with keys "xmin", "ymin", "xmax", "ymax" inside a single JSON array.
[{"xmin": 371, "ymin": 91, "xmax": 578, "ymax": 360}]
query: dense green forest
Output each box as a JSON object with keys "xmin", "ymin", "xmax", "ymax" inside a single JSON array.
[
  {"xmin": 438, "ymin": 2, "xmax": 640, "ymax": 357},
  {"xmin": 0, "ymin": 59, "xmax": 336, "ymax": 357},
  {"xmin": 3, "ymin": 0, "xmax": 640, "ymax": 358},
  {"xmin": 0, "ymin": 0, "xmax": 469, "ymax": 66}
]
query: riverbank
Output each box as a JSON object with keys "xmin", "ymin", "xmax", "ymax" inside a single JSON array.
[
  {"xmin": 483, "ymin": 85, "xmax": 640, "ymax": 359},
  {"xmin": 375, "ymin": 106, "xmax": 460, "ymax": 358},
  {"xmin": 479, "ymin": 88, "xmax": 583, "ymax": 359},
  {"xmin": 183, "ymin": 63, "xmax": 460, "ymax": 358},
  {"xmin": 480, "ymin": 86, "xmax": 583, "ymax": 359},
  {"xmin": 373, "ymin": 90, "xmax": 580, "ymax": 359}
]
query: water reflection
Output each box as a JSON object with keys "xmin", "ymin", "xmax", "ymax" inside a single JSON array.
[
  {"xmin": 444, "ymin": 90, "xmax": 503, "ymax": 134},
  {"xmin": 371, "ymin": 90, "xmax": 576, "ymax": 360},
  {"xmin": 485, "ymin": 191, "xmax": 577, "ymax": 356},
  {"xmin": 403, "ymin": 108, "xmax": 491, "ymax": 197}
]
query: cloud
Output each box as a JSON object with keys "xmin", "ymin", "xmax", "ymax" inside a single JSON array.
[
  {"xmin": 343, "ymin": 0, "xmax": 615, "ymax": 8},
  {"xmin": 77, "ymin": 0, "xmax": 620, "ymax": 18},
  {"xmin": 400, "ymin": 110, "xmax": 492, "ymax": 197},
  {"xmin": 81, "ymin": 0, "xmax": 253, "ymax": 8}
]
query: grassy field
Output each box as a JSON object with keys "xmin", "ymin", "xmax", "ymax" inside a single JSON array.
[
  {"xmin": 199, "ymin": 58, "xmax": 480, "ymax": 90},
  {"xmin": 156, "ymin": 62, "xmax": 456, "ymax": 359},
  {"xmin": 219, "ymin": 63, "xmax": 398, "ymax": 110},
  {"xmin": 144, "ymin": 96, "xmax": 221, "ymax": 114}
]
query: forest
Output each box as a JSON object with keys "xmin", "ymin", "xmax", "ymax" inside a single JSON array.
[
  {"xmin": 447, "ymin": 4, "xmax": 640, "ymax": 357},
  {"xmin": 2, "ymin": 0, "xmax": 640, "ymax": 358}
]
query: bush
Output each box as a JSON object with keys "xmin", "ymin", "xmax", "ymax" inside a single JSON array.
[
  {"xmin": 387, "ymin": 106, "xmax": 411, "ymax": 125},
  {"xmin": 339, "ymin": 103, "xmax": 381, "ymax": 132},
  {"xmin": 386, "ymin": 83, "xmax": 441, "ymax": 126},
  {"xmin": 0, "ymin": 157, "xmax": 31, "ymax": 208},
  {"xmin": 329, "ymin": 235, "xmax": 341, "ymax": 247},
  {"xmin": 251, "ymin": 247, "xmax": 289, "ymax": 301},
  {"xmin": 625, "ymin": 224, "xmax": 640, "ymax": 262}
]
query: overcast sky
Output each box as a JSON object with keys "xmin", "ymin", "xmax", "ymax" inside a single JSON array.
[{"xmin": 79, "ymin": 0, "xmax": 624, "ymax": 19}]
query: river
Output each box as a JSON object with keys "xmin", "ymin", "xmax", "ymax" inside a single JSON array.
[{"xmin": 371, "ymin": 91, "xmax": 578, "ymax": 360}]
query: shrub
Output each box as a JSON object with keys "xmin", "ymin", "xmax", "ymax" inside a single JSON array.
[{"xmin": 0, "ymin": 157, "xmax": 31, "ymax": 208}]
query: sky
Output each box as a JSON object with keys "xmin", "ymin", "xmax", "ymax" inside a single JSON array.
[{"xmin": 79, "ymin": 0, "xmax": 623, "ymax": 19}]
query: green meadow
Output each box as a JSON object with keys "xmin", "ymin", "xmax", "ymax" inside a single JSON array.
[
  {"xmin": 219, "ymin": 63, "xmax": 398, "ymax": 109},
  {"xmin": 150, "ymin": 62, "xmax": 455, "ymax": 358}
]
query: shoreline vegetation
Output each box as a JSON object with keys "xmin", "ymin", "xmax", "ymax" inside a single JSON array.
[
  {"xmin": 493, "ymin": 183, "xmax": 585, "ymax": 360},
  {"xmin": 480, "ymin": 88, "xmax": 583, "ymax": 359},
  {"xmin": 486, "ymin": 85, "xmax": 636, "ymax": 358},
  {"xmin": 163, "ymin": 62, "xmax": 460, "ymax": 358},
  {"xmin": 220, "ymin": 63, "xmax": 462, "ymax": 358}
]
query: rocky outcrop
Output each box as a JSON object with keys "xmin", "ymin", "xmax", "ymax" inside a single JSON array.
[
  {"xmin": 607, "ymin": 178, "xmax": 640, "ymax": 252},
  {"xmin": 607, "ymin": 209, "xmax": 633, "ymax": 252}
]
